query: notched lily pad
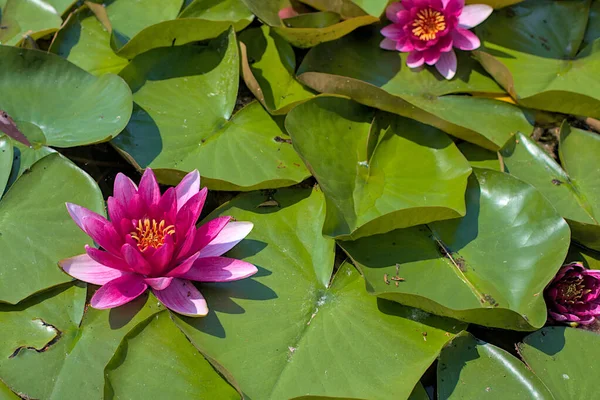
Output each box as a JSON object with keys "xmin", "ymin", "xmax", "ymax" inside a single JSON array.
[
  {"xmin": 0, "ymin": 0, "xmax": 62, "ymax": 46},
  {"xmin": 112, "ymin": 30, "xmax": 310, "ymax": 190},
  {"xmin": 297, "ymin": 27, "xmax": 533, "ymax": 150},
  {"xmin": 286, "ymin": 96, "xmax": 472, "ymax": 239},
  {"xmin": 340, "ymin": 168, "xmax": 571, "ymax": 330}
]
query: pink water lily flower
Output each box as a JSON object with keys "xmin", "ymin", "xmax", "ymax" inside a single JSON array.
[
  {"xmin": 59, "ymin": 169, "xmax": 257, "ymax": 317},
  {"xmin": 380, "ymin": 0, "xmax": 493, "ymax": 79}
]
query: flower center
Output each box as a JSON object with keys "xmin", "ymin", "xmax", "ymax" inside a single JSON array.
[
  {"xmin": 130, "ymin": 219, "xmax": 175, "ymax": 251},
  {"xmin": 412, "ymin": 8, "xmax": 446, "ymax": 41},
  {"xmin": 557, "ymin": 276, "xmax": 586, "ymax": 304}
]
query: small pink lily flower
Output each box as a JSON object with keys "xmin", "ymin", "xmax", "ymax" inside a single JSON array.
[
  {"xmin": 380, "ymin": 0, "xmax": 493, "ymax": 79},
  {"xmin": 59, "ymin": 169, "xmax": 257, "ymax": 317}
]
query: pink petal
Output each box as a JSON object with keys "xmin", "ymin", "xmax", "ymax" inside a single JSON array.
[
  {"xmin": 177, "ymin": 257, "xmax": 258, "ymax": 282},
  {"xmin": 189, "ymin": 216, "xmax": 231, "ymax": 257},
  {"xmin": 138, "ymin": 168, "xmax": 160, "ymax": 207},
  {"xmin": 153, "ymin": 187, "xmax": 177, "ymax": 224},
  {"xmin": 85, "ymin": 245, "xmax": 132, "ymax": 272},
  {"xmin": 66, "ymin": 203, "xmax": 106, "ymax": 236},
  {"xmin": 386, "ymin": 2, "xmax": 404, "ymax": 22},
  {"xmin": 113, "ymin": 173, "xmax": 138, "ymax": 206},
  {"xmin": 175, "ymin": 170, "xmax": 201, "ymax": 212},
  {"xmin": 381, "ymin": 24, "xmax": 406, "ymax": 40},
  {"xmin": 458, "ymin": 4, "xmax": 493, "ymax": 29},
  {"xmin": 59, "ymin": 253, "xmax": 126, "ymax": 285},
  {"xmin": 452, "ymin": 28, "xmax": 481, "ymax": 50},
  {"xmin": 145, "ymin": 277, "xmax": 173, "ymax": 290},
  {"xmin": 444, "ymin": 0, "xmax": 464, "ymax": 15},
  {"xmin": 107, "ymin": 197, "xmax": 126, "ymax": 227},
  {"xmin": 175, "ymin": 188, "xmax": 208, "ymax": 236},
  {"xmin": 380, "ymin": 38, "xmax": 397, "ymax": 50},
  {"xmin": 153, "ymin": 278, "xmax": 208, "ymax": 317},
  {"xmin": 90, "ymin": 275, "xmax": 147, "ymax": 309},
  {"xmin": 396, "ymin": 37, "xmax": 414, "ymax": 52},
  {"xmin": 149, "ymin": 235, "xmax": 175, "ymax": 275},
  {"xmin": 435, "ymin": 49, "xmax": 457, "ymax": 79},
  {"xmin": 278, "ymin": 6, "xmax": 298, "ymax": 20},
  {"xmin": 198, "ymin": 221, "xmax": 253, "ymax": 258},
  {"xmin": 424, "ymin": 48, "xmax": 442, "ymax": 65},
  {"xmin": 166, "ymin": 252, "xmax": 202, "ymax": 277},
  {"xmin": 406, "ymin": 51, "xmax": 425, "ymax": 68},
  {"xmin": 83, "ymin": 217, "xmax": 123, "ymax": 255},
  {"xmin": 121, "ymin": 243, "xmax": 153, "ymax": 275}
]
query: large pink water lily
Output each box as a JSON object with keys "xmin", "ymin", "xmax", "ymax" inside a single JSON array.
[
  {"xmin": 380, "ymin": 0, "xmax": 493, "ymax": 79},
  {"xmin": 59, "ymin": 169, "xmax": 257, "ymax": 317}
]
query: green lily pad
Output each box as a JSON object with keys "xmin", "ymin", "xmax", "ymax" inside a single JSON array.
[
  {"xmin": 174, "ymin": 188, "xmax": 465, "ymax": 400},
  {"xmin": 0, "ymin": 0, "xmax": 62, "ymax": 46},
  {"xmin": 340, "ymin": 168, "xmax": 571, "ymax": 330},
  {"xmin": 457, "ymin": 142, "xmax": 502, "ymax": 171},
  {"xmin": 239, "ymin": 26, "xmax": 314, "ymax": 114},
  {"xmin": 0, "ymin": 135, "xmax": 12, "ymax": 196},
  {"xmin": 105, "ymin": 311, "xmax": 239, "ymax": 399},
  {"xmin": 106, "ymin": 0, "xmax": 252, "ymax": 58},
  {"xmin": 298, "ymin": 0, "xmax": 369, "ymax": 18},
  {"xmin": 408, "ymin": 383, "xmax": 429, "ymax": 400},
  {"xmin": 519, "ymin": 327, "xmax": 600, "ymax": 400},
  {"xmin": 285, "ymin": 97, "xmax": 472, "ymax": 239},
  {"xmin": 297, "ymin": 28, "xmax": 533, "ymax": 150},
  {"xmin": 49, "ymin": 5, "xmax": 129, "ymax": 76},
  {"xmin": 583, "ymin": 0, "xmax": 600, "ymax": 48},
  {"xmin": 113, "ymin": 31, "xmax": 310, "ymax": 190},
  {"xmin": 466, "ymin": 0, "xmax": 524, "ymax": 7},
  {"xmin": 240, "ymin": 0, "xmax": 283, "ymax": 26},
  {"xmin": 0, "ymin": 380, "xmax": 18, "ymax": 400},
  {"xmin": 0, "ymin": 286, "xmax": 164, "ymax": 400},
  {"xmin": 5, "ymin": 139, "xmax": 56, "ymax": 192},
  {"xmin": 500, "ymin": 126, "xmax": 600, "ymax": 251},
  {"xmin": 179, "ymin": 0, "xmax": 253, "ymax": 22},
  {"xmin": 0, "ymin": 284, "xmax": 86, "ymax": 399},
  {"xmin": 47, "ymin": 0, "xmax": 76, "ymax": 15},
  {"xmin": 282, "ymin": 11, "xmax": 341, "ymax": 28},
  {"xmin": 0, "ymin": 46, "xmax": 132, "ymax": 147},
  {"xmin": 475, "ymin": 1, "xmax": 600, "ymax": 118},
  {"xmin": 438, "ymin": 332, "xmax": 553, "ymax": 399},
  {"xmin": 0, "ymin": 154, "xmax": 105, "ymax": 304},
  {"xmin": 566, "ymin": 244, "xmax": 600, "ymax": 270}
]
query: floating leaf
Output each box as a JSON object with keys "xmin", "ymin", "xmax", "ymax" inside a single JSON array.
[
  {"xmin": 0, "ymin": 0, "xmax": 62, "ymax": 46},
  {"xmin": 286, "ymin": 97, "xmax": 472, "ymax": 239},
  {"xmin": 105, "ymin": 312, "xmax": 239, "ymax": 399},
  {"xmin": 475, "ymin": 1, "xmax": 600, "ymax": 118},
  {"xmin": 174, "ymin": 188, "xmax": 465, "ymax": 400},
  {"xmin": 500, "ymin": 126, "xmax": 600, "ymax": 250},
  {"xmin": 340, "ymin": 168, "xmax": 571, "ymax": 329},
  {"xmin": 438, "ymin": 332, "xmax": 553, "ymax": 399},
  {"xmin": 457, "ymin": 142, "xmax": 502, "ymax": 171},
  {"xmin": 106, "ymin": 0, "xmax": 252, "ymax": 58},
  {"xmin": 0, "ymin": 135, "xmax": 12, "ymax": 195},
  {"xmin": 0, "ymin": 284, "xmax": 86, "ymax": 399},
  {"xmin": 239, "ymin": 25, "xmax": 314, "ymax": 114},
  {"xmin": 298, "ymin": 28, "xmax": 533, "ymax": 150},
  {"xmin": 113, "ymin": 31, "xmax": 310, "ymax": 190},
  {"xmin": 179, "ymin": 0, "xmax": 253, "ymax": 23},
  {"xmin": 0, "ymin": 46, "xmax": 132, "ymax": 147},
  {"xmin": 0, "ymin": 111, "xmax": 30, "ymax": 147},
  {"xmin": 466, "ymin": 0, "xmax": 525, "ymax": 9},
  {"xmin": 0, "ymin": 154, "xmax": 104, "ymax": 303},
  {"xmin": 49, "ymin": 5, "xmax": 129, "ymax": 76},
  {"xmin": 519, "ymin": 327, "xmax": 600, "ymax": 400}
]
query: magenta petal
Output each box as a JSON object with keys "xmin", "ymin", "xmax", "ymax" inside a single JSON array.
[
  {"xmin": 145, "ymin": 277, "xmax": 173, "ymax": 290},
  {"xmin": 381, "ymin": 24, "xmax": 406, "ymax": 40},
  {"xmin": 396, "ymin": 37, "xmax": 414, "ymax": 52},
  {"xmin": 458, "ymin": 4, "xmax": 493, "ymax": 29},
  {"xmin": 60, "ymin": 254, "xmax": 126, "ymax": 285},
  {"xmin": 380, "ymin": 38, "xmax": 397, "ymax": 50},
  {"xmin": 85, "ymin": 245, "xmax": 131, "ymax": 272},
  {"xmin": 138, "ymin": 168, "xmax": 160, "ymax": 207},
  {"xmin": 178, "ymin": 257, "xmax": 258, "ymax": 282},
  {"xmin": 150, "ymin": 235, "xmax": 175, "ymax": 275},
  {"xmin": 444, "ymin": 0, "xmax": 464, "ymax": 15},
  {"xmin": 435, "ymin": 49, "xmax": 457, "ymax": 79},
  {"xmin": 190, "ymin": 216, "xmax": 231, "ymax": 256},
  {"xmin": 153, "ymin": 278, "xmax": 208, "ymax": 317},
  {"xmin": 424, "ymin": 48, "xmax": 442, "ymax": 65},
  {"xmin": 198, "ymin": 221, "xmax": 253, "ymax": 258},
  {"xmin": 83, "ymin": 217, "xmax": 123, "ymax": 255},
  {"xmin": 452, "ymin": 28, "xmax": 480, "ymax": 50},
  {"xmin": 66, "ymin": 203, "xmax": 106, "ymax": 235},
  {"xmin": 175, "ymin": 188, "xmax": 208, "ymax": 235},
  {"xmin": 175, "ymin": 170, "xmax": 201, "ymax": 212},
  {"xmin": 121, "ymin": 244, "xmax": 153, "ymax": 275},
  {"xmin": 113, "ymin": 173, "xmax": 138, "ymax": 206},
  {"xmin": 166, "ymin": 252, "xmax": 202, "ymax": 277},
  {"xmin": 90, "ymin": 275, "xmax": 147, "ymax": 309},
  {"xmin": 406, "ymin": 51, "xmax": 425, "ymax": 68},
  {"xmin": 386, "ymin": 2, "xmax": 404, "ymax": 22},
  {"xmin": 107, "ymin": 197, "xmax": 127, "ymax": 228},
  {"xmin": 155, "ymin": 187, "xmax": 177, "ymax": 223}
]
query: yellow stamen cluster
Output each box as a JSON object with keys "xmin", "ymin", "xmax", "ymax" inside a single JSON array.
[
  {"xmin": 412, "ymin": 8, "xmax": 446, "ymax": 41},
  {"xmin": 131, "ymin": 219, "xmax": 175, "ymax": 251}
]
